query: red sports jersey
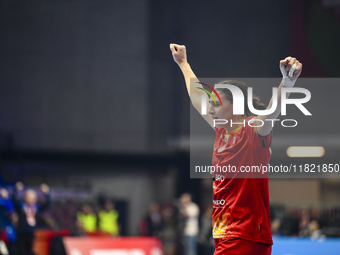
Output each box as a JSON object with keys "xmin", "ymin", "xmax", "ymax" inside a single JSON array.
[{"xmin": 211, "ymin": 116, "xmax": 273, "ymax": 245}]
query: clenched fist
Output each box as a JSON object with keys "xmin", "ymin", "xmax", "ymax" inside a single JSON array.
[
  {"xmin": 280, "ymin": 56, "xmax": 303, "ymax": 87},
  {"xmin": 170, "ymin": 43, "xmax": 187, "ymax": 65}
]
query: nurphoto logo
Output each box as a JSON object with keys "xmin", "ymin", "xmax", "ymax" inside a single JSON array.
[{"xmin": 198, "ymin": 83, "xmax": 312, "ymax": 128}]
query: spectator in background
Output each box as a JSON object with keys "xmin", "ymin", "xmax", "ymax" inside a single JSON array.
[
  {"xmin": 309, "ymin": 220, "xmax": 323, "ymax": 239},
  {"xmin": 145, "ymin": 202, "xmax": 162, "ymax": 237},
  {"xmin": 179, "ymin": 193, "xmax": 199, "ymax": 255},
  {"xmin": 12, "ymin": 182, "xmax": 50, "ymax": 255},
  {"xmin": 71, "ymin": 219, "xmax": 86, "ymax": 237},
  {"xmin": 197, "ymin": 207, "xmax": 213, "ymax": 255},
  {"xmin": 98, "ymin": 200, "xmax": 119, "ymax": 236},
  {"xmin": 139, "ymin": 213, "xmax": 149, "ymax": 236},
  {"xmin": 280, "ymin": 208, "xmax": 300, "ymax": 236},
  {"xmin": 299, "ymin": 209, "xmax": 311, "ymax": 237},
  {"xmin": 77, "ymin": 204, "xmax": 97, "ymax": 233},
  {"xmin": 0, "ymin": 188, "xmax": 16, "ymax": 255},
  {"xmin": 271, "ymin": 218, "xmax": 282, "ymax": 236}
]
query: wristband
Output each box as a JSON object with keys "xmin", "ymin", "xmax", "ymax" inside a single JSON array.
[{"xmin": 280, "ymin": 63, "xmax": 297, "ymax": 87}]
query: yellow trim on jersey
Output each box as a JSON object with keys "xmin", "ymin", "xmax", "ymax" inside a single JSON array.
[{"xmin": 225, "ymin": 125, "xmax": 242, "ymax": 134}]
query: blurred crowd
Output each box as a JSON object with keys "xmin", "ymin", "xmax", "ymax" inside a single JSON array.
[
  {"xmin": 0, "ymin": 182, "xmax": 50, "ymax": 255},
  {"xmin": 270, "ymin": 204, "xmax": 340, "ymax": 238},
  {"xmin": 0, "ymin": 182, "xmax": 120, "ymax": 255},
  {"xmin": 1, "ymin": 183, "xmax": 340, "ymax": 255},
  {"xmin": 139, "ymin": 193, "xmax": 213, "ymax": 255},
  {"xmin": 139, "ymin": 198, "xmax": 340, "ymax": 255}
]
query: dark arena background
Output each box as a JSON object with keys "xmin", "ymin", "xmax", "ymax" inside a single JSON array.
[{"xmin": 0, "ymin": 0, "xmax": 340, "ymax": 255}]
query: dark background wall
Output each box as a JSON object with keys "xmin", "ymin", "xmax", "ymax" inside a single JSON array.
[
  {"xmin": 1, "ymin": 0, "xmax": 339, "ymax": 153},
  {"xmin": 0, "ymin": 0, "xmax": 149, "ymax": 152},
  {"xmin": 0, "ymin": 0, "xmax": 294, "ymax": 153}
]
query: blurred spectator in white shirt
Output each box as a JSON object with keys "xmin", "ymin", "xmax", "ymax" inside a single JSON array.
[{"xmin": 179, "ymin": 193, "xmax": 199, "ymax": 255}]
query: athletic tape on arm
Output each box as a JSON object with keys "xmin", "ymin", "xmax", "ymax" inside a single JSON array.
[{"xmin": 280, "ymin": 63, "xmax": 297, "ymax": 87}]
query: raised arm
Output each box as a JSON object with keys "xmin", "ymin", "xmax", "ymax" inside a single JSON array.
[
  {"xmin": 256, "ymin": 57, "xmax": 302, "ymax": 136},
  {"xmin": 169, "ymin": 43, "xmax": 214, "ymax": 128}
]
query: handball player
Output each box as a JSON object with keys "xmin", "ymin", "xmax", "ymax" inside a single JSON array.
[{"xmin": 170, "ymin": 43, "xmax": 302, "ymax": 255}]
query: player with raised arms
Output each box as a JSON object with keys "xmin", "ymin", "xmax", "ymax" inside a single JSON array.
[{"xmin": 169, "ymin": 43, "xmax": 302, "ymax": 255}]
